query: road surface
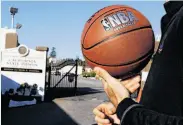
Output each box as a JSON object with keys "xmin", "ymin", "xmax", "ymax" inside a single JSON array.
[{"xmin": 2, "ymin": 76, "xmax": 109, "ymax": 125}]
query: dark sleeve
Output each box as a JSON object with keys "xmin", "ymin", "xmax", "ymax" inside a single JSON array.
[
  {"xmin": 177, "ymin": 7, "xmax": 183, "ymax": 48},
  {"xmin": 116, "ymin": 98, "xmax": 183, "ymax": 125}
]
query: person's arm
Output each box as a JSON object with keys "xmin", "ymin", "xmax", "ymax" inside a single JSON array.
[{"xmin": 116, "ymin": 98, "xmax": 183, "ymax": 125}]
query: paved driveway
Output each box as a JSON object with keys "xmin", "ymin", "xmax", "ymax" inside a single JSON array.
[{"xmin": 2, "ymin": 77, "xmax": 109, "ymax": 125}]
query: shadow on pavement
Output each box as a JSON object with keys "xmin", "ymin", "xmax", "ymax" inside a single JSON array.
[
  {"xmin": 45, "ymin": 87, "xmax": 103, "ymax": 101},
  {"xmin": 76, "ymin": 87, "xmax": 103, "ymax": 96},
  {"xmin": 2, "ymin": 102, "xmax": 79, "ymax": 125}
]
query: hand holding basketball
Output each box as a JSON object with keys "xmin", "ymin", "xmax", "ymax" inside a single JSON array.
[
  {"xmin": 93, "ymin": 74, "xmax": 140, "ymax": 125},
  {"xmin": 94, "ymin": 67, "xmax": 140, "ymax": 107}
]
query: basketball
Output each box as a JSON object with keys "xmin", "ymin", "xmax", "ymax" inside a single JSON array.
[{"xmin": 81, "ymin": 5, "xmax": 155, "ymax": 78}]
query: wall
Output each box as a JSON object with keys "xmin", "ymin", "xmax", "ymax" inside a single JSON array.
[
  {"xmin": 0, "ymin": 28, "xmax": 18, "ymax": 51},
  {"xmin": 1, "ymin": 45, "xmax": 47, "ymax": 107}
]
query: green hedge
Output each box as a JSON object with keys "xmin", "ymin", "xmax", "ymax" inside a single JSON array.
[{"xmin": 82, "ymin": 71, "xmax": 96, "ymax": 77}]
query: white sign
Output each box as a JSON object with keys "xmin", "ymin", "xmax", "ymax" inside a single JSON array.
[
  {"xmin": 1, "ymin": 45, "xmax": 47, "ymax": 106},
  {"xmin": 1, "ymin": 45, "xmax": 45, "ymax": 70}
]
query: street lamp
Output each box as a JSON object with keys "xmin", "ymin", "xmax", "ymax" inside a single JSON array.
[{"xmin": 9, "ymin": 7, "xmax": 18, "ymax": 29}]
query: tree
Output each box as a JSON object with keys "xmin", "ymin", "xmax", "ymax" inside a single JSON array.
[
  {"xmin": 76, "ymin": 57, "xmax": 84, "ymax": 66},
  {"xmin": 50, "ymin": 47, "xmax": 56, "ymax": 58}
]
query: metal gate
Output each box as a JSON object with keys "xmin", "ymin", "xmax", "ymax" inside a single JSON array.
[{"xmin": 45, "ymin": 59, "xmax": 78, "ymax": 101}]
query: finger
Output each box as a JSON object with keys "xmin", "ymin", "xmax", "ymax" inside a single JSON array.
[
  {"xmin": 121, "ymin": 79, "xmax": 131, "ymax": 86},
  {"xmin": 105, "ymin": 115, "xmax": 114, "ymax": 124},
  {"xmin": 101, "ymin": 79, "xmax": 118, "ymax": 107},
  {"xmin": 98, "ymin": 123, "xmax": 111, "ymax": 125},
  {"xmin": 93, "ymin": 108, "xmax": 105, "ymax": 118},
  {"xmin": 124, "ymin": 82, "xmax": 140, "ymax": 93},
  {"xmin": 122, "ymin": 75, "xmax": 140, "ymax": 86},
  {"xmin": 101, "ymin": 79, "xmax": 108, "ymax": 90},
  {"xmin": 108, "ymin": 114, "xmax": 120, "ymax": 124},
  {"xmin": 94, "ymin": 67, "xmax": 115, "ymax": 83},
  {"xmin": 95, "ymin": 67, "xmax": 126, "ymax": 93},
  {"xmin": 98, "ymin": 123, "xmax": 102, "ymax": 125},
  {"xmin": 95, "ymin": 116, "xmax": 110, "ymax": 124},
  {"xmin": 101, "ymin": 78, "xmax": 110, "ymax": 97},
  {"xmin": 103, "ymin": 104, "xmax": 114, "ymax": 115},
  {"xmin": 123, "ymin": 76, "xmax": 140, "ymax": 89},
  {"xmin": 105, "ymin": 108, "xmax": 113, "ymax": 115},
  {"xmin": 133, "ymin": 75, "xmax": 141, "ymax": 82},
  {"xmin": 129, "ymin": 83, "xmax": 140, "ymax": 93},
  {"xmin": 101, "ymin": 79, "xmax": 116, "ymax": 100},
  {"xmin": 95, "ymin": 74, "xmax": 100, "ymax": 80},
  {"xmin": 101, "ymin": 80, "xmax": 111, "ymax": 102},
  {"xmin": 101, "ymin": 79, "xmax": 112, "ymax": 98},
  {"xmin": 109, "ymin": 107, "xmax": 116, "ymax": 115}
]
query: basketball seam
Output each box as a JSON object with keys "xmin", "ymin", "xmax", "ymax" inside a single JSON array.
[
  {"xmin": 83, "ymin": 26, "xmax": 152, "ymax": 50},
  {"xmin": 82, "ymin": 6, "xmax": 139, "ymax": 46},
  {"xmin": 83, "ymin": 48, "xmax": 154, "ymax": 66}
]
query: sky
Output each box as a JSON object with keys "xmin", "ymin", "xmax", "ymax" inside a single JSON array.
[{"xmin": 1, "ymin": 1, "xmax": 166, "ymax": 60}]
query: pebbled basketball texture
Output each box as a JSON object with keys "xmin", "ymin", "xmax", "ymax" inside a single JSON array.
[{"xmin": 81, "ymin": 5, "xmax": 155, "ymax": 78}]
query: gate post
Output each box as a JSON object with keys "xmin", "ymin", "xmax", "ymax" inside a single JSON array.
[
  {"xmin": 45, "ymin": 65, "xmax": 51, "ymax": 101},
  {"xmin": 48, "ymin": 66, "xmax": 51, "ymax": 89},
  {"xmin": 74, "ymin": 59, "xmax": 78, "ymax": 95}
]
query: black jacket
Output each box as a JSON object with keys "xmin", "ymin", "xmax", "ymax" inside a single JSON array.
[
  {"xmin": 116, "ymin": 98, "xmax": 183, "ymax": 125},
  {"xmin": 140, "ymin": 1, "xmax": 183, "ymax": 116},
  {"xmin": 116, "ymin": 1, "xmax": 183, "ymax": 125}
]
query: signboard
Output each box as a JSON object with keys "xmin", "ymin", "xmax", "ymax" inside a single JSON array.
[{"xmin": 1, "ymin": 45, "xmax": 47, "ymax": 107}]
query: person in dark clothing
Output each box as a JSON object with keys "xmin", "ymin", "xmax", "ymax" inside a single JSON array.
[
  {"xmin": 93, "ymin": 1, "xmax": 183, "ymax": 125},
  {"xmin": 140, "ymin": 1, "xmax": 183, "ymax": 116}
]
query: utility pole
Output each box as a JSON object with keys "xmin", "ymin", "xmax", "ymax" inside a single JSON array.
[{"xmin": 10, "ymin": 7, "xmax": 18, "ymax": 29}]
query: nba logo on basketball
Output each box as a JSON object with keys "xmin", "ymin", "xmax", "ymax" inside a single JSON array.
[
  {"xmin": 101, "ymin": 11, "xmax": 138, "ymax": 31},
  {"xmin": 101, "ymin": 19, "xmax": 112, "ymax": 31}
]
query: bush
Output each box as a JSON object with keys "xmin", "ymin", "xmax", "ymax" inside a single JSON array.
[
  {"xmin": 89, "ymin": 71, "xmax": 96, "ymax": 77},
  {"xmin": 82, "ymin": 71, "xmax": 96, "ymax": 77},
  {"xmin": 82, "ymin": 72, "xmax": 87, "ymax": 77}
]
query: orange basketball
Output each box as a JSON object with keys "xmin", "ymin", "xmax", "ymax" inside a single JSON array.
[{"xmin": 81, "ymin": 5, "xmax": 155, "ymax": 78}]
